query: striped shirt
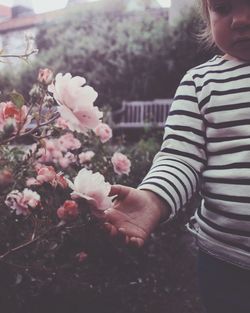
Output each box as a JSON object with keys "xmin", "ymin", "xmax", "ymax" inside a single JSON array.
[{"xmin": 138, "ymin": 55, "xmax": 250, "ymax": 269}]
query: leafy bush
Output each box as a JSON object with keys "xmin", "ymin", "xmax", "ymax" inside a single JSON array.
[{"xmin": 1, "ymin": 5, "xmax": 213, "ymax": 110}]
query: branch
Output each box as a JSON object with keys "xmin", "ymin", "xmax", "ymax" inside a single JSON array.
[
  {"xmin": 0, "ymin": 222, "xmax": 65, "ymax": 261},
  {"xmin": 0, "ymin": 49, "xmax": 38, "ymax": 60},
  {"xmin": 0, "ymin": 112, "xmax": 60, "ymax": 145}
]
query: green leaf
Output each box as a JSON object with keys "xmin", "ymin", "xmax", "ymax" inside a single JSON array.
[{"xmin": 10, "ymin": 92, "xmax": 25, "ymax": 108}]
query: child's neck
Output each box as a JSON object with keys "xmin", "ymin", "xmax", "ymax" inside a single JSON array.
[
  {"xmin": 222, "ymin": 54, "xmax": 238, "ymax": 61},
  {"xmin": 222, "ymin": 54, "xmax": 247, "ymax": 62}
]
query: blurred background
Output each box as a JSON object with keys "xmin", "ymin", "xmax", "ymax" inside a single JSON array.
[{"xmin": 0, "ymin": 1, "xmax": 212, "ymax": 312}]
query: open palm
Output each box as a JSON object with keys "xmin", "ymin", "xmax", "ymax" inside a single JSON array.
[{"xmin": 104, "ymin": 185, "xmax": 169, "ymax": 247}]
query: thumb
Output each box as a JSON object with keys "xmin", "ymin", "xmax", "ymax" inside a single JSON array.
[{"xmin": 109, "ymin": 184, "xmax": 132, "ymax": 199}]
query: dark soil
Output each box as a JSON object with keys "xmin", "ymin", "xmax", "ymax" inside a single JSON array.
[{"xmin": 0, "ymin": 215, "xmax": 205, "ymax": 313}]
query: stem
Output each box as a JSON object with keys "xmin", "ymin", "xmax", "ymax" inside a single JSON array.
[
  {"xmin": 0, "ymin": 112, "xmax": 60, "ymax": 145},
  {"xmin": 0, "ymin": 222, "xmax": 65, "ymax": 261},
  {"xmin": 0, "ymin": 49, "xmax": 38, "ymax": 59}
]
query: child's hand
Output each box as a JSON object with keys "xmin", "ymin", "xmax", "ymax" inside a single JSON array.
[{"xmin": 104, "ymin": 185, "xmax": 171, "ymax": 247}]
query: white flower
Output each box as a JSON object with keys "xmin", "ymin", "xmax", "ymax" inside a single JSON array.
[{"xmin": 67, "ymin": 168, "xmax": 113, "ymax": 211}]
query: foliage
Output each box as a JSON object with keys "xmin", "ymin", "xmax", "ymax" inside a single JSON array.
[
  {"xmin": 0, "ymin": 70, "xmax": 191, "ymax": 313},
  {"xmin": 0, "ymin": 69, "xmax": 139, "ymax": 288},
  {"xmin": 1, "ymin": 5, "xmax": 213, "ymax": 110}
]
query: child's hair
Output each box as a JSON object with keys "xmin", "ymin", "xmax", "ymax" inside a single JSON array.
[{"xmin": 197, "ymin": 0, "xmax": 214, "ymax": 48}]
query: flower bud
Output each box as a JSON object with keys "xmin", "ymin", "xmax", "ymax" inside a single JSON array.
[
  {"xmin": 37, "ymin": 68, "xmax": 53, "ymax": 85},
  {"xmin": 57, "ymin": 200, "xmax": 79, "ymax": 221},
  {"xmin": 0, "ymin": 169, "xmax": 13, "ymax": 188},
  {"xmin": 75, "ymin": 251, "xmax": 88, "ymax": 263}
]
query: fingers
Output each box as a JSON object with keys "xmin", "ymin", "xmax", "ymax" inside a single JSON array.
[
  {"xmin": 130, "ymin": 237, "xmax": 144, "ymax": 248},
  {"xmin": 103, "ymin": 222, "xmax": 119, "ymax": 236},
  {"xmin": 109, "ymin": 184, "xmax": 132, "ymax": 199},
  {"xmin": 119, "ymin": 228, "xmax": 144, "ymax": 247},
  {"xmin": 103, "ymin": 223, "xmax": 144, "ymax": 247},
  {"xmin": 104, "ymin": 208, "xmax": 126, "ymax": 225}
]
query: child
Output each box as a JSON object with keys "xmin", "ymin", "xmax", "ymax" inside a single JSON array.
[{"xmin": 104, "ymin": 0, "xmax": 250, "ymax": 312}]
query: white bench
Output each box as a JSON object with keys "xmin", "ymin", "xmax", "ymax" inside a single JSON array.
[{"xmin": 111, "ymin": 99, "xmax": 173, "ymax": 128}]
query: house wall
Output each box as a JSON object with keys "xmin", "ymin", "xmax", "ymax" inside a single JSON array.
[{"xmin": 0, "ymin": 27, "xmax": 37, "ymax": 68}]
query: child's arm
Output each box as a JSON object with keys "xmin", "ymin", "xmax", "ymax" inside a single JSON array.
[
  {"xmin": 105, "ymin": 71, "xmax": 206, "ymax": 245},
  {"xmin": 104, "ymin": 185, "xmax": 171, "ymax": 247}
]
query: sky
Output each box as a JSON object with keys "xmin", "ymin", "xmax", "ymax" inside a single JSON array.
[{"xmin": 0, "ymin": 0, "xmax": 171, "ymax": 14}]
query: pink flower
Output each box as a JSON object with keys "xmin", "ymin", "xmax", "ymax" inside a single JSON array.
[
  {"xmin": 59, "ymin": 152, "xmax": 76, "ymax": 168},
  {"xmin": 37, "ymin": 68, "xmax": 53, "ymax": 85},
  {"xmin": 58, "ymin": 133, "xmax": 81, "ymax": 152},
  {"xmin": 111, "ymin": 152, "xmax": 131, "ymax": 175},
  {"xmin": 48, "ymin": 73, "xmax": 103, "ymax": 134},
  {"xmin": 37, "ymin": 139, "xmax": 63, "ymax": 164},
  {"xmin": 75, "ymin": 251, "xmax": 88, "ymax": 263},
  {"xmin": 36, "ymin": 165, "xmax": 57, "ymax": 184},
  {"xmin": 79, "ymin": 151, "xmax": 95, "ymax": 164},
  {"xmin": 27, "ymin": 168, "xmax": 68, "ymax": 189},
  {"xmin": 55, "ymin": 117, "xmax": 69, "ymax": 129},
  {"xmin": 57, "ymin": 200, "xmax": 79, "ymax": 221},
  {"xmin": 0, "ymin": 169, "xmax": 13, "ymax": 188},
  {"xmin": 5, "ymin": 188, "xmax": 40, "ymax": 216},
  {"xmin": 0, "ymin": 101, "xmax": 31, "ymax": 133},
  {"xmin": 67, "ymin": 168, "xmax": 113, "ymax": 211},
  {"xmin": 58, "ymin": 157, "xmax": 71, "ymax": 169},
  {"xmin": 94, "ymin": 123, "xmax": 112, "ymax": 143},
  {"xmin": 22, "ymin": 188, "xmax": 40, "ymax": 208},
  {"xmin": 26, "ymin": 177, "xmax": 40, "ymax": 187},
  {"xmin": 55, "ymin": 173, "xmax": 68, "ymax": 189}
]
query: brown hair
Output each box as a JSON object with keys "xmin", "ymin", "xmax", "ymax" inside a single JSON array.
[{"xmin": 197, "ymin": 0, "xmax": 215, "ymax": 48}]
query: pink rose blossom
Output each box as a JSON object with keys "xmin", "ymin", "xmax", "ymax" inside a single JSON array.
[
  {"xmin": 58, "ymin": 156, "xmax": 71, "ymax": 169},
  {"xmin": 26, "ymin": 177, "xmax": 40, "ymax": 187},
  {"xmin": 59, "ymin": 152, "xmax": 76, "ymax": 168},
  {"xmin": 0, "ymin": 101, "xmax": 31, "ymax": 133},
  {"xmin": 22, "ymin": 188, "xmax": 40, "ymax": 208},
  {"xmin": 67, "ymin": 168, "xmax": 113, "ymax": 211},
  {"xmin": 55, "ymin": 173, "xmax": 68, "ymax": 189},
  {"xmin": 79, "ymin": 151, "xmax": 95, "ymax": 164},
  {"xmin": 27, "ymin": 168, "xmax": 68, "ymax": 189},
  {"xmin": 111, "ymin": 152, "xmax": 131, "ymax": 175},
  {"xmin": 58, "ymin": 133, "xmax": 81, "ymax": 152},
  {"xmin": 37, "ymin": 139, "xmax": 63, "ymax": 164},
  {"xmin": 57, "ymin": 200, "xmax": 79, "ymax": 221},
  {"xmin": 36, "ymin": 165, "xmax": 57, "ymax": 184},
  {"xmin": 5, "ymin": 188, "xmax": 40, "ymax": 216},
  {"xmin": 37, "ymin": 68, "xmax": 53, "ymax": 85},
  {"xmin": 94, "ymin": 123, "xmax": 113, "ymax": 143},
  {"xmin": 48, "ymin": 73, "xmax": 103, "ymax": 134}
]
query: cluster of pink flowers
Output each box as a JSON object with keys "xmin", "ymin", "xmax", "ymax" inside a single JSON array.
[
  {"xmin": 26, "ymin": 165, "xmax": 68, "ymax": 189},
  {"xmin": 5, "ymin": 188, "xmax": 40, "ymax": 216},
  {"xmin": 0, "ymin": 101, "xmax": 31, "ymax": 134},
  {"xmin": 57, "ymin": 200, "xmax": 79, "ymax": 221},
  {"xmin": 37, "ymin": 133, "xmax": 81, "ymax": 168},
  {"xmin": 3, "ymin": 71, "xmax": 132, "ymax": 222}
]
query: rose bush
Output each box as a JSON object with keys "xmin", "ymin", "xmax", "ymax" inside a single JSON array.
[{"xmin": 0, "ymin": 69, "xmax": 132, "ymax": 276}]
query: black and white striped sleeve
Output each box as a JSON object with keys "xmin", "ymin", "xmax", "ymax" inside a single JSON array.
[{"xmin": 138, "ymin": 71, "xmax": 207, "ymax": 217}]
